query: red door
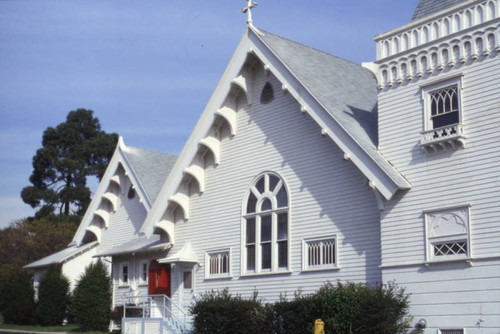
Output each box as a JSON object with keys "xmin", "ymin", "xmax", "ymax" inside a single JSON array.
[{"xmin": 148, "ymin": 260, "xmax": 171, "ymax": 297}]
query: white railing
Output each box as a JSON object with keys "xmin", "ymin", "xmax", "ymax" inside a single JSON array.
[
  {"xmin": 123, "ymin": 294, "xmax": 190, "ymax": 333},
  {"xmin": 420, "ymin": 123, "xmax": 466, "ymax": 153}
]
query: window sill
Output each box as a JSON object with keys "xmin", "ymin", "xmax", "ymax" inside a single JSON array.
[
  {"xmin": 138, "ymin": 283, "xmax": 148, "ymax": 287},
  {"xmin": 302, "ymin": 266, "xmax": 340, "ymax": 272},
  {"xmin": 420, "ymin": 123, "xmax": 465, "ymax": 153},
  {"xmin": 425, "ymin": 257, "xmax": 473, "ymax": 267},
  {"xmin": 241, "ymin": 270, "xmax": 292, "ymax": 278},
  {"xmin": 118, "ymin": 284, "xmax": 130, "ymax": 288},
  {"xmin": 204, "ymin": 275, "xmax": 233, "ymax": 280}
]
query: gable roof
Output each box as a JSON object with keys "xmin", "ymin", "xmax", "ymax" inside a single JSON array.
[
  {"xmin": 123, "ymin": 146, "xmax": 177, "ymax": 204},
  {"xmin": 141, "ymin": 27, "xmax": 410, "ymax": 237},
  {"xmin": 252, "ymin": 29, "xmax": 411, "ymax": 196},
  {"xmin": 72, "ymin": 137, "xmax": 176, "ymax": 246},
  {"xmin": 411, "ymin": 0, "xmax": 468, "ymax": 21},
  {"xmin": 24, "ymin": 241, "xmax": 98, "ymax": 269}
]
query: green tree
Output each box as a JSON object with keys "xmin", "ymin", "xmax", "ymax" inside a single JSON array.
[
  {"xmin": 37, "ymin": 265, "xmax": 70, "ymax": 326},
  {"xmin": 71, "ymin": 260, "xmax": 111, "ymax": 331},
  {"xmin": 21, "ymin": 108, "xmax": 118, "ymax": 217},
  {"xmin": 0, "ymin": 217, "xmax": 77, "ymax": 325}
]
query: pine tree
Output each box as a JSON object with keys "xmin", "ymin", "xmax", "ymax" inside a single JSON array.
[{"xmin": 21, "ymin": 108, "xmax": 118, "ymax": 217}]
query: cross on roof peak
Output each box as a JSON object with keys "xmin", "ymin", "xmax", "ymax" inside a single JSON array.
[{"xmin": 242, "ymin": 0, "xmax": 258, "ymax": 26}]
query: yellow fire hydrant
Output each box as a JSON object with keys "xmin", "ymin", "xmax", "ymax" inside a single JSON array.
[{"xmin": 314, "ymin": 319, "xmax": 325, "ymax": 334}]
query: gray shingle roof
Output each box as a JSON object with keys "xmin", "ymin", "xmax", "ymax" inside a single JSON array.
[
  {"xmin": 123, "ymin": 146, "xmax": 177, "ymax": 203},
  {"xmin": 24, "ymin": 241, "xmax": 98, "ymax": 269},
  {"xmin": 256, "ymin": 30, "xmax": 409, "ymax": 188},
  {"xmin": 97, "ymin": 234, "xmax": 170, "ymax": 257},
  {"xmin": 412, "ymin": 0, "xmax": 468, "ymax": 21}
]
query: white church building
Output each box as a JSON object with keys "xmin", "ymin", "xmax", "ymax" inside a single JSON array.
[{"xmin": 26, "ymin": 0, "xmax": 500, "ymax": 333}]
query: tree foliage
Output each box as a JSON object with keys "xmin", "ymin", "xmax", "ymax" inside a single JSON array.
[
  {"xmin": 0, "ymin": 217, "xmax": 77, "ymax": 325},
  {"xmin": 37, "ymin": 265, "xmax": 70, "ymax": 326},
  {"xmin": 21, "ymin": 108, "xmax": 118, "ymax": 217},
  {"xmin": 0, "ymin": 266, "xmax": 36, "ymax": 325},
  {"xmin": 0, "ymin": 217, "xmax": 78, "ymax": 269},
  {"xmin": 71, "ymin": 260, "xmax": 111, "ymax": 332}
]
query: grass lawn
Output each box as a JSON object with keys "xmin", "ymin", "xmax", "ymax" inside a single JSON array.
[{"xmin": 0, "ymin": 323, "xmax": 113, "ymax": 334}]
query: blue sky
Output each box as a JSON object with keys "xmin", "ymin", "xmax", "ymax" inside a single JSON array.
[{"xmin": 0, "ymin": 0, "xmax": 420, "ymax": 228}]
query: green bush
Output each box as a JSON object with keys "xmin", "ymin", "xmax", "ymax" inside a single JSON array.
[
  {"xmin": 313, "ymin": 281, "xmax": 411, "ymax": 334},
  {"xmin": 71, "ymin": 260, "xmax": 111, "ymax": 331},
  {"xmin": 0, "ymin": 266, "xmax": 36, "ymax": 325},
  {"xmin": 189, "ymin": 289, "xmax": 265, "ymax": 334},
  {"xmin": 189, "ymin": 282, "xmax": 411, "ymax": 334},
  {"xmin": 37, "ymin": 265, "xmax": 70, "ymax": 325},
  {"xmin": 269, "ymin": 293, "xmax": 316, "ymax": 334}
]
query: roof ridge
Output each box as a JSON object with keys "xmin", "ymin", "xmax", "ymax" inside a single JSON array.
[{"xmin": 257, "ymin": 28, "xmax": 366, "ymax": 68}]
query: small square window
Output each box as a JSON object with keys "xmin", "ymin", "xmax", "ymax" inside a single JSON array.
[
  {"xmin": 303, "ymin": 236, "xmax": 338, "ymax": 271},
  {"xmin": 206, "ymin": 250, "xmax": 231, "ymax": 278},
  {"xmin": 425, "ymin": 206, "xmax": 471, "ymax": 262},
  {"xmin": 420, "ymin": 76, "xmax": 465, "ymax": 152}
]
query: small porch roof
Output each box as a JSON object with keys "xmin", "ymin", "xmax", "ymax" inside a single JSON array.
[
  {"xmin": 159, "ymin": 242, "xmax": 198, "ymax": 264},
  {"xmin": 24, "ymin": 241, "xmax": 98, "ymax": 269},
  {"xmin": 97, "ymin": 235, "xmax": 171, "ymax": 257}
]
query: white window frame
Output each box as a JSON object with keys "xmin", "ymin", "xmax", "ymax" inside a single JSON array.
[
  {"xmin": 302, "ymin": 236, "xmax": 339, "ymax": 271},
  {"xmin": 421, "ymin": 75, "xmax": 463, "ymax": 131},
  {"xmin": 205, "ymin": 249, "xmax": 231, "ymax": 279},
  {"xmin": 241, "ymin": 172, "xmax": 291, "ymax": 276},
  {"xmin": 424, "ymin": 205, "xmax": 471, "ymax": 263},
  {"xmin": 139, "ymin": 260, "xmax": 149, "ymax": 286},
  {"xmin": 119, "ymin": 262, "xmax": 130, "ymax": 286}
]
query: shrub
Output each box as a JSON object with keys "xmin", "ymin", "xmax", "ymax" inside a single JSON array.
[
  {"xmin": 269, "ymin": 293, "xmax": 316, "ymax": 334},
  {"xmin": 313, "ymin": 281, "xmax": 411, "ymax": 334},
  {"xmin": 0, "ymin": 266, "xmax": 36, "ymax": 325},
  {"xmin": 189, "ymin": 289, "xmax": 265, "ymax": 334},
  {"xmin": 71, "ymin": 260, "xmax": 111, "ymax": 331},
  {"xmin": 189, "ymin": 282, "xmax": 411, "ymax": 334},
  {"xmin": 37, "ymin": 264, "xmax": 70, "ymax": 325}
]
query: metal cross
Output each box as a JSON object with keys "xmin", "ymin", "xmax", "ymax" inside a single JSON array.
[{"xmin": 242, "ymin": 0, "xmax": 258, "ymax": 25}]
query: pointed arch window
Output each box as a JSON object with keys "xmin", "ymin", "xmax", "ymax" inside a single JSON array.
[{"xmin": 243, "ymin": 172, "xmax": 289, "ymax": 274}]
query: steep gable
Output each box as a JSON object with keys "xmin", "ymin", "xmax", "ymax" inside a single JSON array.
[
  {"xmin": 142, "ymin": 27, "xmax": 410, "ymax": 239},
  {"xmin": 72, "ymin": 137, "xmax": 176, "ymax": 246}
]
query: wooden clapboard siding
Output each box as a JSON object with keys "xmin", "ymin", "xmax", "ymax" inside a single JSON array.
[
  {"xmin": 100, "ymin": 172, "xmax": 148, "ymax": 254},
  {"xmin": 167, "ymin": 64, "xmax": 381, "ymax": 303},
  {"xmin": 378, "ymin": 45, "xmax": 500, "ymax": 332}
]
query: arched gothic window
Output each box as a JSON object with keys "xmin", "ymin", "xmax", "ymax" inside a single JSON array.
[{"xmin": 243, "ymin": 172, "xmax": 289, "ymax": 274}]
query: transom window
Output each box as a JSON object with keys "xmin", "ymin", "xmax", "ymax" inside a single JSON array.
[{"xmin": 243, "ymin": 172, "xmax": 289, "ymax": 274}]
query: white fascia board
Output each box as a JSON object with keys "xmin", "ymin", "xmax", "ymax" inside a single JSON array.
[
  {"xmin": 120, "ymin": 146, "xmax": 153, "ymax": 209},
  {"xmin": 72, "ymin": 137, "xmax": 151, "ymax": 246},
  {"xmin": 141, "ymin": 28, "xmax": 253, "ymax": 237},
  {"xmin": 249, "ymin": 30, "xmax": 410, "ymax": 200}
]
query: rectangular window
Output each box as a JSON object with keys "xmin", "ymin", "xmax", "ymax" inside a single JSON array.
[
  {"xmin": 120, "ymin": 263, "xmax": 129, "ymax": 285},
  {"xmin": 139, "ymin": 261, "xmax": 148, "ymax": 285},
  {"xmin": 425, "ymin": 206, "xmax": 471, "ymax": 262},
  {"xmin": 420, "ymin": 76, "xmax": 465, "ymax": 152},
  {"xmin": 206, "ymin": 250, "xmax": 230, "ymax": 278},
  {"xmin": 183, "ymin": 271, "xmax": 192, "ymax": 290},
  {"xmin": 303, "ymin": 236, "xmax": 338, "ymax": 271}
]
